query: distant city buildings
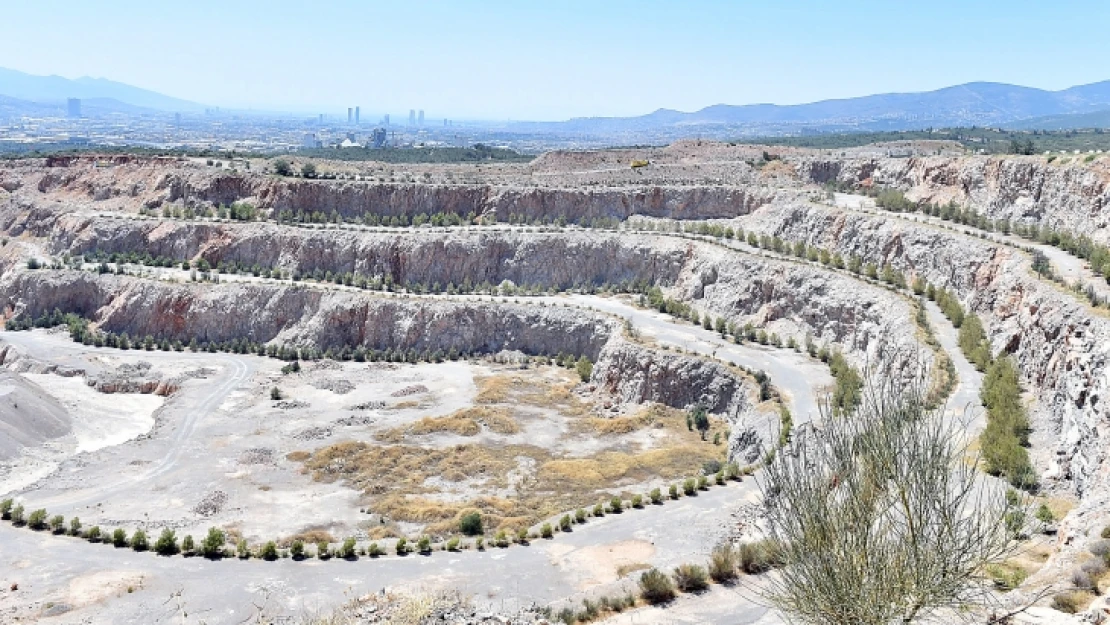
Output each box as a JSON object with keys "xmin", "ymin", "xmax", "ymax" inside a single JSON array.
[
  {"xmin": 302, "ymin": 133, "xmax": 320, "ymax": 149},
  {"xmin": 382, "ymin": 114, "xmax": 390, "ymax": 126},
  {"xmin": 418, "ymin": 110, "xmax": 424, "ymax": 126},
  {"xmin": 355, "ymin": 106, "xmax": 360, "ymax": 124},
  {"xmin": 347, "ymin": 108, "xmax": 353, "ymax": 124},
  {"xmin": 370, "ymin": 127, "xmax": 387, "ymax": 148},
  {"xmin": 408, "ymin": 110, "xmax": 416, "ymax": 126},
  {"xmin": 67, "ymin": 98, "xmax": 81, "ymax": 119}
]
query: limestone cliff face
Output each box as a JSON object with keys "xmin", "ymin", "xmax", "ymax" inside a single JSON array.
[
  {"xmin": 1, "ymin": 157, "xmax": 777, "ymax": 223},
  {"xmin": 3, "ymin": 205, "xmax": 925, "ymax": 369},
  {"xmin": 23, "ymin": 214, "xmax": 691, "ymax": 292},
  {"xmin": 740, "ymin": 201, "xmax": 1110, "ymax": 499},
  {"xmin": 793, "ymin": 155, "xmax": 1110, "ymax": 242},
  {"xmin": 0, "ymin": 271, "xmax": 616, "ymax": 360},
  {"xmin": 592, "ymin": 335, "xmax": 767, "ymax": 463}
]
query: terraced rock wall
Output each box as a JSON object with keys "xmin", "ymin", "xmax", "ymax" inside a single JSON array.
[
  {"xmin": 1, "ymin": 157, "xmax": 778, "ymax": 223},
  {"xmin": 740, "ymin": 201, "xmax": 1110, "ymax": 498},
  {"xmin": 794, "ymin": 155, "xmax": 1110, "ymax": 242}
]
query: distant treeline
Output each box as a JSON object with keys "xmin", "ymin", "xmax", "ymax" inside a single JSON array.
[
  {"xmin": 286, "ymin": 144, "xmax": 534, "ymax": 163},
  {"xmin": 745, "ymin": 127, "xmax": 1110, "ymax": 154},
  {"xmin": 0, "ymin": 142, "xmax": 534, "ymax": 164}
]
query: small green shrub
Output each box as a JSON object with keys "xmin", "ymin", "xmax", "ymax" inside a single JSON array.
[
  {"xmin": 318, "ymin": 540, "xmax": 332, "ymax": 560},
  {"xmin": 515, "ymin": 527, "xmax": 528, "ymax": 544},
  {"xmin": 417, "ymin": 536, "xmax": 432, "ymax": 554},
  {"xmin": 9, "ymin": 504, "xmax": 23, "ymax": 525},
  {"xmin": 130, "ymin": 529, "xmax": 149, "ymax": 551},
  {"xmin": 575, "ymin": 508, "xmax": 587, "ymax": 523},
  {"xmin": 1035, "ymin": 504, "xmax": 1055, "ymax": 526},
  {"xmin": 459, "ymin": 511, "xmax": 483, "ymax": 536},
  {"xmin": 631, "ymin": 494, "xmax": 643, "ymax": 508},
  {"xmin": 738, "ymin": 539, "xmax": 783, "ymax": 574},
  {"xmin": 559, "ymin": 514, "xmax": 572, "ymax": 531},
  {"xmin": 708, "ymin": 543, "xmax": 739, "ymax": 583},
  {"xmin": 446, "ymin": 536, "xmax": 460, "ymax": 551},
  {"xmin": 1052, "ymin": 590, "xmax": 1089, "ymax": 614},
  {"xmin": 340, "ymin": 537, "xmax": 357, "ymax": 559},
  {"xmin": 27, "ymin": 509, "xmax": 48, "ymax": 531},
  {"xmin": 395, "ymin": 537, "xmax": 408, "ymax": 555},
  {"xmin": 541, "ymin": 523, "xmax": 553, "ymax": 539},
  {"xmin": 593, "ymin": 503, "xmax": 605, "ymax": 517},
  {"xmin": 0, "ymin": 498, "xmax": 11, "ymax": 520},
  {"xmin": 49, "ymin": 515, "xmax": 65, "ymax": 534},
  {"xmin": 86, "ymin": 526, "xmax": 102, "ymax": 543},
  {"xmin": 697, "ymin": 476, "xmax": 709, "ymax": 490},
  {"xmin": 237, "ymin": 539, "xmax": 250, "ymax": 559},
  {"xmin": 669, "ymin": 483, "xmax": 679, "ymax": 499},
  {"xmin": 69, "ymin": 517, "xmax": 82, "ymax": 536},
  {"xmin": 609, "ymin": 496, "xmax": 623, "ymax": 513},
  {"xmin": 683, "ymin": 478, "xmax": 697, "ymax": 496},
  {"xmin": 154, "ymin": 529, "xmax": 178, "ymax": 555},
  {"xmin": 367, "ymin": 542, "xmax": 384, "ymax": 557},
  {"xmin": 986, "ymin": 562, "xmax": 1028, "ymax": 591},
  {"xmin": 181, "ymin": 535, "xmax": 195, "ymax": 555},
  {"xmin": 639, "ymin": 568, "xmax": 676, "ymax": 604},
  {"xmin": 112, "ymin": 528, "xmax": 128, "ymax": 547},
  {"xmin": 290, "ymin": 539, "xmax": 305, "ymax": 559},
  {"xmin": 494, "ymin": 531, "xmax": 509, "ymax": 548},
  {"xmin": 260, "ymin": 541, "xmax": 279, "ymax": 561},
  {"xmin": 201, "ymin": 527, "xmax": 225, "ymax": 559},
  {"xmin": 673, "ymin": 563, "xmax": 709, "ymax": 593},
  {"xmin": 649, "ymin": 488, "xmax": 662, "ymax": 504}
]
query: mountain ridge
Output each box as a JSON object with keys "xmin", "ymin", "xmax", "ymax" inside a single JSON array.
[{"xmin": 0, "ymin": 67, "xmax": 206, "ymax": 113}]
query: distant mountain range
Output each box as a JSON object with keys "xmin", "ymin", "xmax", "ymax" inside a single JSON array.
[
  {"xmin": 512, "ymin": 81, "xmax": 1110, "ymax": 137},
  {"xmin": 2, "ymin": 66, "xmax": 1110, "ymax": 137},
  {"xmin": 0, "ymin": 67, "xmax": 205, "ymax": 117}
]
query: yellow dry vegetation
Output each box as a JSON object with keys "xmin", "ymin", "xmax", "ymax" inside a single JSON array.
[
  {"xmin": 474, "ymin": 369, "xmax": 587, "ymax": 414},
  {"xmin": 474, "ymin": 375, "xmax": 515, "ymax": 404},
  {"xmin": 375, "ymin": 406, "xmax": 519, "ymax": 442},
  {"xmin": 542, "ymin": 445, "xmax": 722, "ymax": 491},
  {"xmin": 281, "ymin": 528, "xmax": 336, "ymax": 547},
  {"xmin": 298, "ymin": 367, "xmax": 730, "ymax": 534}
]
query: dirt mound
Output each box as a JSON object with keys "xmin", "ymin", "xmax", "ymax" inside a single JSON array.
[{"xmin": 0, "ymin": 370, "xmax": 71, "ymax": 460}]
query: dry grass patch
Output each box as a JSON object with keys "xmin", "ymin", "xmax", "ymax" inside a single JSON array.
[
  {"xmin": 282, "ymin": 528, "xmax": 336, "ymax": 547},
  {"xmin": 542, "ymin": 445, "xmax": 724, "ymax": 492},
  {"xmin": 616, "ymin": 562, "xmax": 652, "ymax": 577},
  {"xmin": 304, "ymin": 442, "xmax": 531, "ymax": 493},
  {"xmin": 299, "ymin": 369, "xmax": 729, "ymax": 533},
  {"xmin": 376, "ymin": 407, "xmax": 519, "ymax": 442},
  {"xmin": 475, "ymin": 375, "xmax": 515, "ymax": 404},
  {"xmin": 303, "ymin": 435, "xmax": 725, "ymax": 533},
  {"xmin": 285, "ymin": 450, "xmax": 311, "ymax": 462},
  {"xmin": 475, "ymin": 369, "xmax": 587, "ymax": 415}
]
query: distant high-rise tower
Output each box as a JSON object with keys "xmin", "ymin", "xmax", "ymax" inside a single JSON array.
[
  {"xmin": 383, "ymin": 114, "xmax": 390, "ymax": 126},
  {"xmin": 174, "ymin": 112, "xmax": 181, "ymax": 127},
  {"xmin": 319, "ymin": 113, "xmax": 324, "ymax": 124},
  {"xmin": 355, "ymin": 106, "xmax": 360, "ymax": 124},
  {"xmin": 67, "ymin": 98, "xmax": 81, "ymax": 119},
  {"xmin": 418, "ymin": 110, "xmax": 424, "ymax": 126},
  {"xmin": 348, "ymin": 108, "xmax": 353, "ymax": 124},
  {"xmin": 408, "ymin": 109, "xmax": 416, "ymax": 126}
]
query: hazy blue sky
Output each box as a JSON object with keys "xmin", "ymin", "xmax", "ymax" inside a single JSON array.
[{"xmin": 2, "ymin": 1, "xmax": 1106, "ymax": 120}]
